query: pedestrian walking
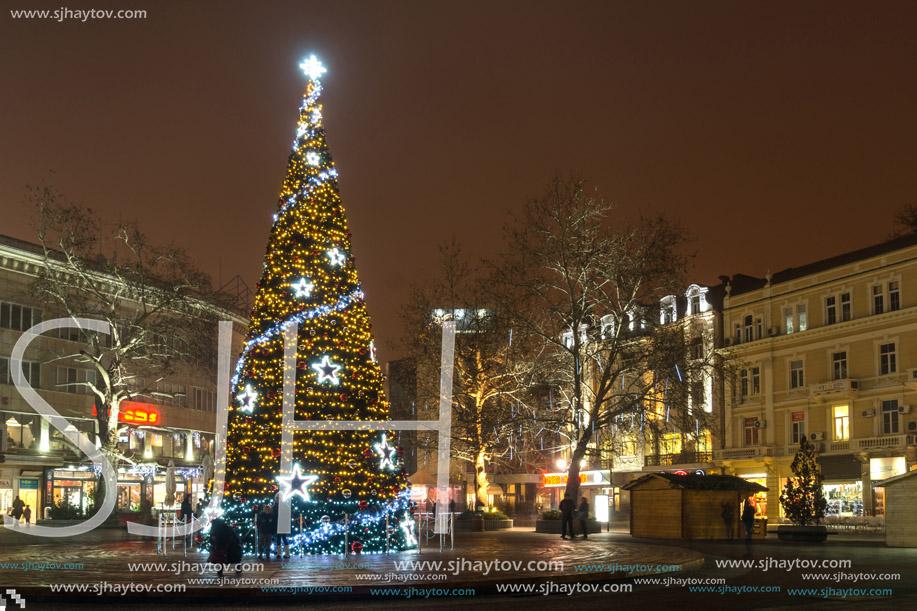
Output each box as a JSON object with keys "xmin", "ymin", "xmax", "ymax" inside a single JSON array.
[
  {"xmin": 179, "ymin": 493, "xmax": 194, "ymax": 543},
  {"xmin": 208, "ymin": 518, "xmax": 243, "ymax": 576},
  {"xmin": 577, "ymin": 496, "xmax": 589, "ymax": 539},
  {"xmin": 23, "ymin": 505, "xmax": 31, "ymax": 526},
  {"xmin": 559, "ymin": 493, "xmax": 575, "ymax": 540},
  {"xmin": 11, "ymin": 496, "xmax": 24, "ymax": 522},
  {"xmin": 257, "ymin": 504, "xmax": 275, "ymax": 559},
  {"xmin": 742, "ymin": 494, "xmax": 757, "ymax": 553},
  {"xmin": 720, "ymin": 500, "xmax": 735, "ymax": 539},
  {"xmin": 272, "ymin": 492, "xmax": 291, "ymax": 559}
]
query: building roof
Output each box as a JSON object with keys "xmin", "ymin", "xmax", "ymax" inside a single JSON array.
[
  {"xmin": 623, "ymin": 472, "xmax": 768, "ymax": 492},
  {"xmin": 726, "ymin": 232, "xmax": 917, "ymax": 298}
]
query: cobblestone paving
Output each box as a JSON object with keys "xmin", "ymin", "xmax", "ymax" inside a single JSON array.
[{"xmin": 0, "ymin": 528, "xmax": 702, "ymax": 594}]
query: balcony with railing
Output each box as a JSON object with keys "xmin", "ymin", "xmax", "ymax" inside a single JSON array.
[{"xmin": 645, "ymin": 451, "xmax": 713, "ymax": 466}]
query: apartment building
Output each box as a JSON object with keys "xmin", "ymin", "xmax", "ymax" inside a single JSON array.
[
  {"xmin": 0, "ymin": 234, "xmax": 247, "ymax": 519},
  {"xmin": 718, "ymin": 234, "xmax": 917, "ymax": 520}
]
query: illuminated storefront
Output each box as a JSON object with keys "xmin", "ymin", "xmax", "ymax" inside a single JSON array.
[
  {"xmin": 542, "ymin": 470, "xmax": 611, "ymax": 510},
  {"xmin": 870, "ymin": 457, "xmax": 907, "ymax": 516},
  {"xmin": 739, "ymin": 473, "xmax": 768, "ymax": 517}
]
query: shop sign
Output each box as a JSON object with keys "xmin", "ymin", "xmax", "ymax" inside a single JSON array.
[
  {"xmin": 93, "ymin": 402, "xmax": 161, "ymax": 425},
  {"xmin": 19, "ymin": 478, "xmax": 38, "ymax": 490},
  {"xmin": 792, "ymin": 411, "xmax": 805, "ymax": 422},
  {"xmin": 870, "ymin": 456, "xmax": 906, "ymax": 481},
  {"xmin": 542, "ymin": 470, "xmax": 609, "ymax": 487},
  {"xmin": 0, "ymin": 479, "xmax": 12, "ymax": 489}
]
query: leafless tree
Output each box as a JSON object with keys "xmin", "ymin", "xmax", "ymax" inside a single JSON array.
[
  {"xmin": 399, "ymin": 240, "xmax": 541, "ymax": 508},
  {"xmin": 497, "ymin": 176, "xmax": 714, "ymax": 502},
  {"xmin": 892, "ymin": 204, "xmax": 917, "ymax": 237},
  {"xmin": 27, "ymin": 184, "xmax": 219, "ymax": 476}
]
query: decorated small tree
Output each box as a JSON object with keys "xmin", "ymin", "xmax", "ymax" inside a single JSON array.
[{"xmin": 779, "ymin": 435, "xmax": 827, "ymax": 526}]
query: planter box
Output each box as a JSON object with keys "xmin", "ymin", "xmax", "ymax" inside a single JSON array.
[
  {"xmin": 535, "ymin": 519, "xmax": 604, "ymax": 535},
  {"xmin": 777, "ymin": 525, "xmax": 828, "ymax": 543},
  {"xmin": 454, "ymin": 518, "xmax": 513, "ymax": 531}
]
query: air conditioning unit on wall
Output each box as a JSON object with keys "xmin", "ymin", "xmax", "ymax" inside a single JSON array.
[
  {"xmin": 809, "ymin": 432, "xmax": 824, "ymax": 441},
  {"xmin": 907, "ymin": 421, "xmax": 917, "ymax": 432},
  {"xmin": 767, "ymin": 327, "xmax": 780, "ymax": 337},
  {"xmin": 899, "ymin": 404, "xmax": 912, "ymax": 414},
  {"xmin": 754, "ymin": 420, "xmax": 767, "ymax": 429},
  {"xmin": 861, "ymin": 409, "xmax": 875, "ymax": 417}
]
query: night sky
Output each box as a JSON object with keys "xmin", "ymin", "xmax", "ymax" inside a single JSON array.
[{"xmin": 3, "ymin": 1, "xmax": 916, "ymax": 359}]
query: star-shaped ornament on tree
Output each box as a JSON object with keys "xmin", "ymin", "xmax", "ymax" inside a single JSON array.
[
  {"xmin": 312, "ymin": 355, "xmax": 342, "ymax": 385},
  {"xmin": 276, "ymin": 463, "xmax": 319, "ymax": 502},
  {"xmin": 374, "ymin": 434, "xmax": 396, "ymax": 470},
  {"xmin": 326, "ymin": 248, "xmax": 346, "ymax": 267},
  {"xmin": 297, "ymin": 124, "xmax": 308, "ymax": 138},
  {"xmin": 292, "ymin": 277, "xmax": 314, "ymax": 299},
  {"xmin": 400, "ymin": 515, "xmax": 417, "ymax": 546},
  {"xmin": 306, "ymin": 151, "xmax": 321, "ymax": 166},
  {"xmin": 299, "ymin": 55, "xmax": 327, "ymax": 81},
  {"xmin": 236, "ymin": 384, "xmax": 258, "ymax": 413}
]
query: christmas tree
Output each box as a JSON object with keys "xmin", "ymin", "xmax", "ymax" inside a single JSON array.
[
  {"xmin": 779, "ymin": 436, "xmax": 827, "ymax": 526},
  {"xmin": 220, "ymin": 57, "xmax": 414, "ymax": 554}
]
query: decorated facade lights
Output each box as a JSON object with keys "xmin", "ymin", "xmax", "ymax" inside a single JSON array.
[
  {"xmin": 276, "ymin": 463, "xmax": 319, "ymax": 502},
  {"xmin": 374, "ymin": 434, "xmax": 396, "ymax": 470},
  {"xmin": 292, "ymin": 277, "xmax": 315, "ymax": 299},
  {"xmin": 236, "ymin": 383, "xmax": 258, "ymax": 413},
  {"xmin": 312, "ymin": 355, "xmax": 342, "ymax": 385}
]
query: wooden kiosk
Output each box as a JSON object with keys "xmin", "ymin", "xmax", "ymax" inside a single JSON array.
[{"xmin": 624, "ymin": 473, "xmax": 768, "ymax": 540}]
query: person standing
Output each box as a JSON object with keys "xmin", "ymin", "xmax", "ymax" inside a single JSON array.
[
  {"xmin": 11, "ymin": 496, "xmax": 24, "ymax": 522},
  {"xmin": 257, "ymin": 504, "xmax": 275, "ymax": 559},
  {"xmin": 577, "ymin": 496, "xmax": 590, "ymax": 540},
  {"xmin": 742, "ymin": 494, "xmax": 757, "ymax": 551},
  {"xmin": 22, "ymin": 505, "xmax": 32, "ymax": 526},
  {"xmin": 559, "ymin": 493, "xmax": 575, "ymax": 540},
  {"xmin": 272, "ymin": 492, "xmax": 291, "ymax": 559},
  {"xmin": 179, "ymin": 493, "xmax": 194, "ymax": 543}
]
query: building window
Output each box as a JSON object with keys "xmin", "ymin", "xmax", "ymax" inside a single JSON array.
[
  {"xmin": 0, "ymin": 302, "xmax": 42, "ymax": 332},
  {"xmin": 0, "ymin": 358, "xmax": 41, "ymax": 388},
  {"xmin": 660, "ymin": 296, "xmax": 676, "ymax": 324},
  {"xmin": 826, "ymin": 296, "xmax": 837, "ymax": 325},
  {"xmin": 622, "ymin": 437, "xmax": 637, "ymax": 456},
  {"xmin": 879, "ymin": 342, "xmax": 897, "ymax": 375},
  {"xmin": 691, "ymin": 378, "xmax": 705, "ymax": 413},
  {"xmin": 840, "ymin": 293, "xmax": 851, "ymax": 322},
  {"xmin": 743, "ymin": 315, "xmax": 753, "ymax": 342},
  {"xmin": 734, "ymin": 323, "xmax": 741, "ymax": 342},
  {"xmin": 873, "ymin": 285, "xmax": 884, "ymax": 315},
  {"xmin": 797, "ymin": 304, "xmax": 807, "ymax": 331},
  {"xmin": 742, "ymin": 367, "xmax": 761, "ymax": 396},
  {"xmin": 784, "ymin": 307, "xmax": 794, "ymax": 334},
  {"xmin": 832, "ymin": 351, "xmax": 847, "ymax": 381},
  {"xmin": 833, "ymin": 405, "xmax": 849, "ymax": 441},
  {"xmin": 740, "ymin": 369, "xmax": 749, "ymax": 397},
  {"xmin": 686, "ymin": 285, "xmax": 709, "ymax": 315},
  {"xmin": 755, "ymin": 318, "xmax": 763, "ymax": 340},
  {"xmin": 881, "ymin": 399, "xmax": 900, "ymax": 435},
  {"xmin": 789, "ymin": 360, "xmax": 804, "ymax": 389},
  {"xmin": 751, "ymin": 367, "xmax": 760, "ymax": 394},
  {"xmin": 56, "ymin": 367, "xmax": 96, "ymax": 395},
  {"xmin": 689, "ymin": 336, "xmax": 703, "ymax": 360},
  {"xmin": 744, "ymin": 417, "xmax": 759, "ymax": 446},
  {"xmin": 888, "ymin": 281, "xmax": 900, "ymax": 312},
  {"xmin": 790, "ymin": 412, "xmax": 806, "ymax": 444}
]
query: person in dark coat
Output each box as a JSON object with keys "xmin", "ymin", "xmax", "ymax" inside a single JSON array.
[
  {"xmin": 720, "ymin": 500, "xmax": 736, "ymax": 539},
  {"xmin": 559, "ymin": 493, "xmax": 575, "ymax": 540},
  {"xmin": 741, "ymin": 495, "xmax": 757, "ymax": 551},
  {"xmin": 11, "ymin": 496, "xmax": 24, "ymax": 521},
  {"xmin": 256, "ymin": 504, "xmax": 275, "ymax": 559},
  {"xmin": 179, "ymin": 494, "xmax": 193, "ymax": 543},
  {"xmin": 577, "ymin": 497, "xmax": 590, "ymax": 540},
  {"xmin": 22, "ymin": 505, "xmax": 31, "ymax": 526},
  {"xmin": 208, "ymin": 518, "xmax": 243, "ymax": 575}
]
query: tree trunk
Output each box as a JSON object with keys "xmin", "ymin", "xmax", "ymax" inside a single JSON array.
[
  {"xmin": 474, "ymin": 451, "xmax": 488, "ymax": 509},
  {"xmin": 564, "ymin": 436, "xmax": 590, "ymax": 502}
]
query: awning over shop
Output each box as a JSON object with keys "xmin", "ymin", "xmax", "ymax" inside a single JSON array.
[{"xmin": 817, "ymin": 455, "xmax": 861, "ymax": 480}]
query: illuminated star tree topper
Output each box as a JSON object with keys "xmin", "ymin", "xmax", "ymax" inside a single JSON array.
[{"xmin": 300, "ymin": 55, "xmax": 327, "ymax": 80}]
